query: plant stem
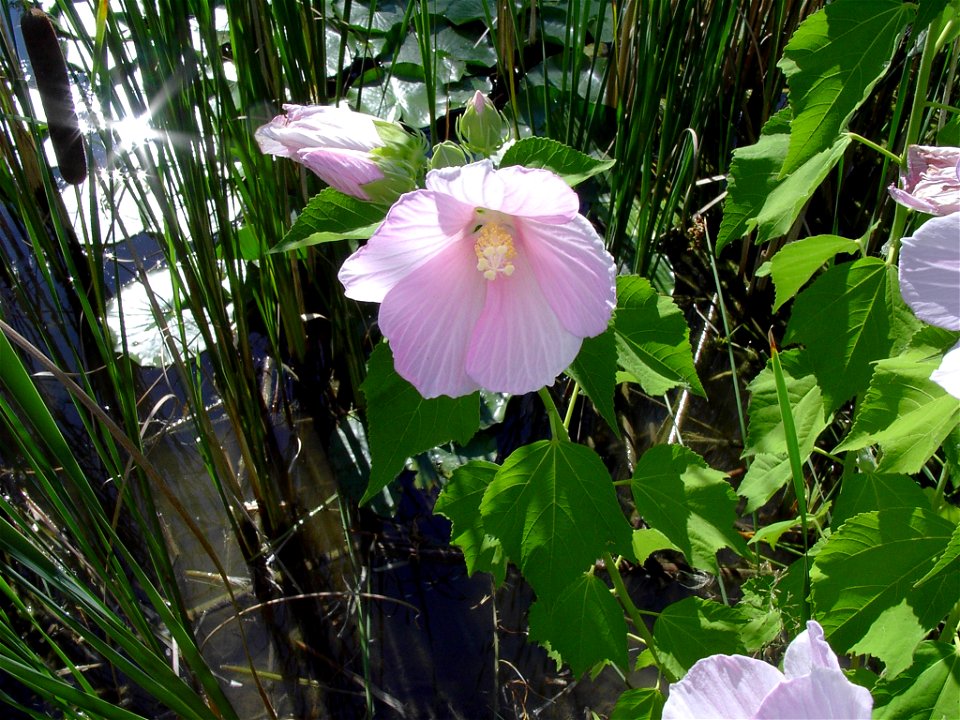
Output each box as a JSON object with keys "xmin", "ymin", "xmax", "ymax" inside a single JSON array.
[
  {"xmin": 538, "ymin": 387, "xmax": 570, "ymax": 442},
  {"xmin": 602, "ymin": 551, "xmax": 669, "ymax": 679},
  {"xmin": 845, "ymin": 132, "xmax": 903, "ymax": 165},
  {"xmin": 888, "ymin": 11, "xmax": 947, "ymax": 262}
]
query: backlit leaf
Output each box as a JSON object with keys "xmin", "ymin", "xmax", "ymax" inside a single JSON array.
[
  {"xmin": 361, "ymin": 343, "xmax": 479, "ymax": 503},
  {"xmin": 632, "ymin": 528, "xmax": 680, "ymax": 565},
  {"xmin": 610, "ymin": 688, "xmax": 665, "ymax": 720},
  {"xmin": 778, "ymin": 0, "xmax": 912, "ymax": 175},
  {"xmin": 614, "ymin": 276, "xmax": 704, "ymax": 397},
  {"xmin": 834, "ymin": 350, "xmax": 960, "ymax": 473},
  {"xmin": 873, "ymin": 641, "xmax": 960, "ymax": 719},
  {"xmin": 434, "ymin": 462, "xmax": 506, "ymax": 584},
  {"xmin": 785, "ymin": 258, "xmax": 899, "ymax": 412},
  {"xmin": 528, "ymin": 573, "xmax": 629, "ymax": 675},
  {"xmin": 810, "ymin": 508, "xmax": 956, "ymax": 676},
  {"xmin": 914, "ymin": 521, "xmax": 960, "ymax": 589},
  {"xmin": 630, "ymin": 445, "xmax": 747, "ymax": 573},
  {"xmin": 274, "ymin": 188, "xmax": 385, "ymax": 252},
  {"xmin": 654, "ymin": 597, "xmax": 754, "ymax": 679},
  {"xmin": 500, "ymin": 136, "xmax": 615, "ymax": 186},
  {"xmin": 715, "ymin": 109, "xmax": 850, "ymax": 253},
  {"xmin": 767, "ymin": 234, "xmax": 860, "ymax": 312},
  {"xmin": 740, "ymin": 349, "xmax": 831, "ymax": 511},
  {"xmin": 480, "ymin": 440, "xmax": 632, "ymax": 599}
]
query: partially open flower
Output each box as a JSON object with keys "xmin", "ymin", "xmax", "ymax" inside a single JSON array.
[
  {"xmin": 663, "ymin": 621, "xmax": 872, "ymax": 719},
  {"xmin": 255, "ymin": 104, "xmax": 425, "ymax": 204},
  {"xmin": 888, "ymin": 145, "xmax": 960, "ymax": 216},
  {"xmin": 898, "ymin": 212, "xmax": 960, "ymax": 399},
  {"xmin": 338, "ymin": 160, "xmax": 616, "ymax": 398}
]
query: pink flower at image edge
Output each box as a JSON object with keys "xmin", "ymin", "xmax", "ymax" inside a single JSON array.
[
  {"xmin": 662, "ymin": 621, "xmax": 873, "ymax": 720},
  {"xmin": 338, "ymin": 160, "xmax": 616, "ymax": 398},
  {"xmin": 887, "ymin": 145, "xmax": 960, "ymax": 216},
  {"xmin": 898, "ymin": 212, "xmax": 960, "ymax": 399}
]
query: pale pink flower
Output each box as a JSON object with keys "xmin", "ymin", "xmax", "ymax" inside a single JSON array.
[
  {"xmin": 888, "ymin": 145, "xmax": 960, "ymax": 216},
  {"xmin": 255, "ymin": 104, "xmax": 423, "ymax": 203},
  {"xmin": 338, "ymin": 160, "xmax": 616, "ymax": 398},
  {"xmin": 899, "ymin": 212, "xmax": 960, "ymax": 399},
  {"xmin": 663, "ymin": 621, "xmax": 872, "ymax": 720}
]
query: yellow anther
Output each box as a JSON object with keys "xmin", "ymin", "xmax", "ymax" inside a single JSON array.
[{"xmin": 473, "ymin": 222, "xmax": 516, "ymax": 281}]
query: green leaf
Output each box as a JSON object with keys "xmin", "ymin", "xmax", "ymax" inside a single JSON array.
[
  {"xmin": 831, "ymin": 472, "xmax": 927, "ymax": 530},
  {"xmin": 785, "ymin": 258, "xmax": 898, "ymax": 412},
  {"xmin": 715, "ymin": 109, "xmax": 851, "ymax": 253},
  {"xmin": 873, "ymin": 641, "xmax": 960, "ymax": 719},
  {"xmin": 610, "ymin": 688, "xmax": 666, "ymax": 720},
  {"xmin": 914, "ymin": 521, "xmax": 960, "ymax": 589},
  {"xmin": 632, "ymin": 528, "xmax": 681, "ymax": 565},
  {"xmin": 736, "ymin": 454, "xmax": 794, "ymax": 516},
  {"xmin": 480, "ymin": 439, "xmax": 633, "ymax": 599},
  {"xmin": 810, "ymin": 508, "xmax": 957, "ymax": 676},
  {"xmin": 360, "ymin": 343, "xmax": 480, "ymax": 503},
  {"xmin": 630, "ymin": 445, "xmax": 747, "ymax": 573},
  {"xmin": 567, "ymin": 326, "xmax": 619, "ymax": 436},
  {"xmin": 273, "ymin": 188, "xmax": 386, "ymax": 252},
  {"xmin": 777, "ymin": 0, "xmax": 912, "ymax": 175},
  {"xmin": 528, "ymin": 573, "xmax": 629, "ymax": 675},
  {"xmin": 834, "ymin": 351, "xmax": 960, "ymax": 473},
  {"xmin": 743, "ymin": 349, "xmax": 829, "ymax": 458},
  {"xmin": 739, "ymin": 349, "xmax": 831, "ymax": 511},
  {"xmin": 653, "ymin": 596, "xmax": 753, "ymax": 679},
  {"xmin": 767, "ymin": 234, "xmax": 860, "ymax": 312},
  {"xmin": 500, "ymin": 137, "xmax": 615, "ymax": 186},
  {"xmin": 614, "ymin": 276, "xmax": 704, "ymax": 397},
  {"xmin": 915, "ymin": 0, "xmax": 952, "ymax": 34},
  {"xmin": 434, "ymin": 462, "xmax": 506, "ymax": 584}
]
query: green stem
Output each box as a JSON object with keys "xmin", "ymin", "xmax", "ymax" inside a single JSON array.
[
  {"xmin": 888, "ymin": 11, "xmax": 947, "ymax": 262},
  {"xmin": 845, "ymin": 132, "xmax": 903, "ymax": 165},
  {"xmin": 538, "ymin": 387, "xmax": 570, "ymax": 442},
  {"xmin": 602, "ymin": 551, "xmax": 669, "ymax": 679},
  {"xmin": 769, "ymin": 331, "xmax": 810, "ymax": 623},
  {"xmin": 563, "ymin": 382, "xmax": 581, "ymax": 433}
]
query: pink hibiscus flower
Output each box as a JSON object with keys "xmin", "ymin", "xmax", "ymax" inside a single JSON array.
[
  {"xmin": 338, "ymin": 160, "xmax": 616, "ymax": 398},
  {"xmin": 887, "ymin": 145, "xmax": 960, "ymax": 216},
  {"xmin": 898, "ymin": 212, "xmax": 960, "ymax": 399},
  {"xmin": 255, "ymin": 104, "xmax": 424, "ymax": 204},
  {"xmin": 663, "ymin": 621, "xmax": 873, "ymax": 719}
]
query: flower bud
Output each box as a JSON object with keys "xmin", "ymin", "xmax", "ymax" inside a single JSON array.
[
  {"xmin": 256, "ymin": 104, "xmax": 426, "ymax": 204},
  {"xmin": 456, "ymin": 91, "xmax": 509, "ymax": 155},
  {"xmin": 429, "ymin": 140, "xmax": 469, "ymax": 170}
]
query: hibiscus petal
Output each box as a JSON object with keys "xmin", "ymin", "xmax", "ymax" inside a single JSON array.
[
  {"xmin": 519, "ymin": 214, "xmax": 616, "ymax": 337},
  {"xmin": 783, "ymin": 620, "xmax": 841, "ymax": 678},
  {"xmin": 426, "ymin": 161, "xmax": 579, "ymax": 223},
  {"xmin": 898, "ymin": 213, "xmax": 960, "ymax": 331},
  {"xmin": 378, "ymin": 242, "xmax": 485, "ymax": 398},
  {"xmin": 339, "ymin": 189, "xmax": 474, "ymax": 303},
  {"xmin": 465, "ymin": 254, "xmax": 583, "ymax": 394},
  {"xmin": 754, "ymin": 667, "xmax": 873, "ymax": 720},
  {"xmin": 931, "ymin": 341, "xmax": 960, "ymax": 399},
  {"xmin": 299, "ymin": 147, "xmax": 385, "ymax": 199},
  {"xmin": 662, "ymin": 654, "xmax": 784, "ymax": 720}
]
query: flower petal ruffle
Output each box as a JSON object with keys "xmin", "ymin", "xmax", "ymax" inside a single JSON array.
[
  {"xmin": 519, "ymin": 214, "xmax": 616, "ymax": 337},
  {"xmin": 898, "ymin": 213, "xmax": 960, "ymax": 331},
  {"xmin": 465, "ymin": 252, "xmax": 582, "ymax": 395},
  {"xmin": 426, "ymin": 161, "xmax": 579, "ymax": 223},
  {"xmin": 378, "ymin": 242, "xmax": 486, "ymax": 398},
  {"xmin": 662, "ymin": 654, "xmax": 784, "ymax": 719},
  {"xmin": 754, "ymin": 667, "xmax": 873, "ymax": 720},
  {"xmin": 339, "ymin": 190, "xmax": 474, "ymax": 303},
  {"xmin": 299, "ymin": 147, "xmax": 385, "ymax": 200}
]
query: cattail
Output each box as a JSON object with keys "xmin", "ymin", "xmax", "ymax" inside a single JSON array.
[{"xmin": 21, "ymin": 8, "xmax": 87, "ymax": 185}]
